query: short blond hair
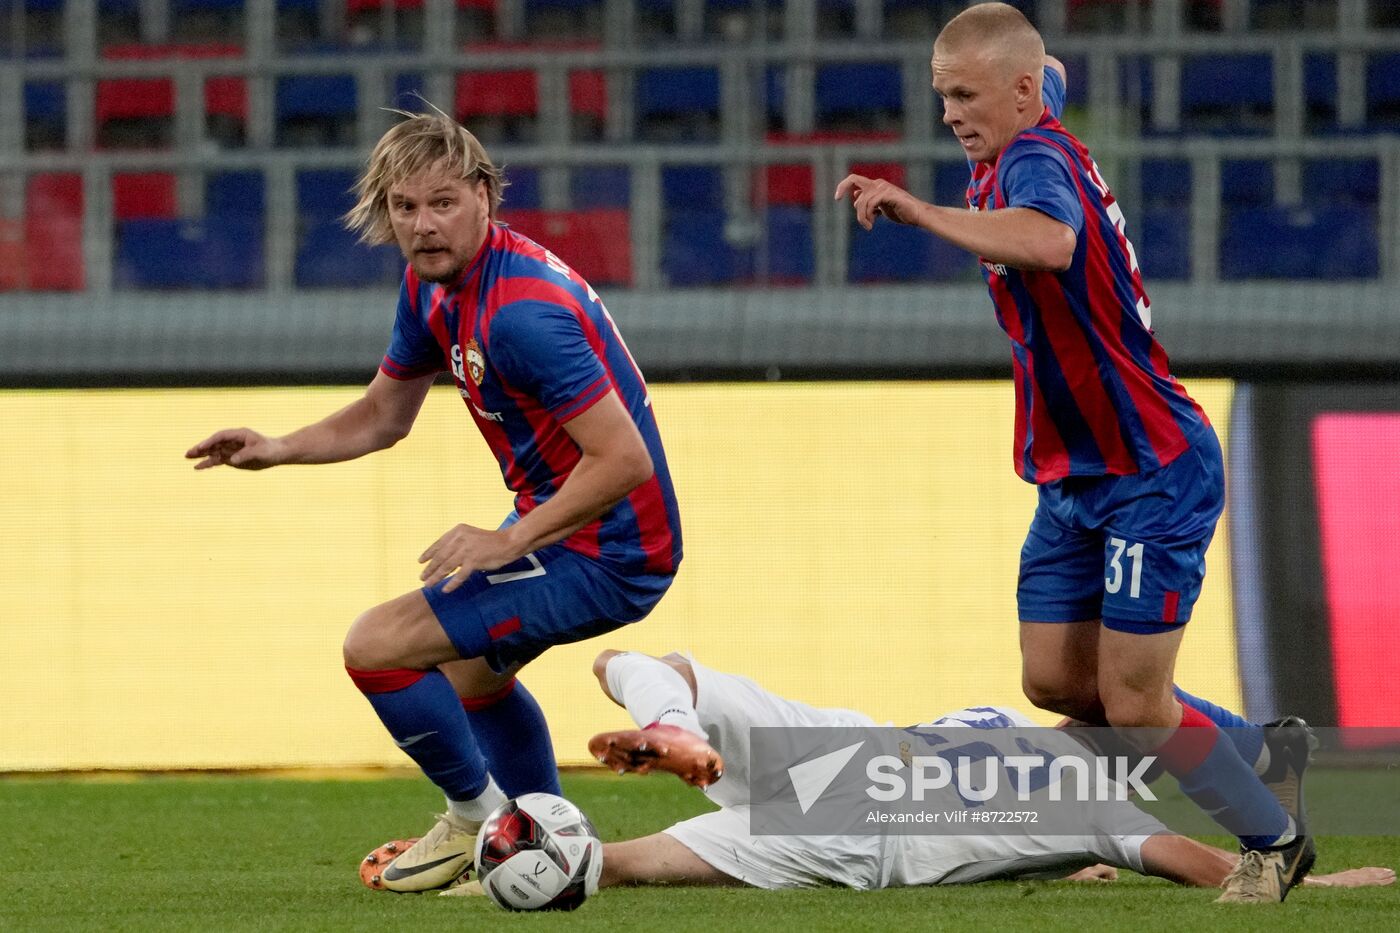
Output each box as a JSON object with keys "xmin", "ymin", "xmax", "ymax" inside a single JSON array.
[
  {"xmin": 936, "ymin": 2, "xmax": 1044, "ymax": 80},
  {"xmin": 345, "ymin": 109, "xmax": 507, "ymax": 245}
]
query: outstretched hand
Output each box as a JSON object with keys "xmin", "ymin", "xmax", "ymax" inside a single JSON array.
[
  {"xmin": 185, "ymin": 428, "xmax": 285, "ymax": 470},
  {"xmin": 835, "ymin": 174, "xmax": 924, "ymax": 230},
  {"xmin": 419, "ymin": 523, "xmax": 522, "ymax": 593}
]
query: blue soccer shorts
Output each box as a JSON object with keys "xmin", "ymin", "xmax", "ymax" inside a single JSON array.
[
  {"xmin": 422, "ymin": 535, "xmax": 673, "ymax": 673},
  {"xmin": 1017, "ymin": 427, "xmax": 1225, "ymax": 634}
]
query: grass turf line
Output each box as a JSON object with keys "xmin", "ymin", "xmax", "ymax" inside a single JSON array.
[{"xmin": 2, "ymin": 771, "xmax": 1395, "ymax": 932}]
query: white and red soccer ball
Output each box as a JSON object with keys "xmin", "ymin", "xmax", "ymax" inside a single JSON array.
[{"xmin": 474, "ymin": 793, "xmax": 603, "ymax": 911}]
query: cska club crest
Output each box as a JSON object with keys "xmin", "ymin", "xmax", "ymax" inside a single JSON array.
[{"xmin": 464, "ymin": 338, "xmax": 486, "ymax": 385}]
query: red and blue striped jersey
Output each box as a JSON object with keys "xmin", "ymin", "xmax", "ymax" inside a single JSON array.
[
  {"xmin": 967, "ymin": 67, "xmax": 1209, "ymax": 484},
  {"xmin": 381, "ymin": 222, "xmax": 682, "ymax": 576}
]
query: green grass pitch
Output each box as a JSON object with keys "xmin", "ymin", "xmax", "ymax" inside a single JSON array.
[{"xmin": 4, "ymin": 771, "xmax": 1395, "ymax": 932}]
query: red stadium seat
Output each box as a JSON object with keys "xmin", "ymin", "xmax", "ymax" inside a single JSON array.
[
  {"xmin": 458, "ymin": 42, "xmax": 607, "ymax": 120},
  {"xmin": 499, "ymin": 208, "xmax": 631, "ymax": 286},
  {"xmin": 0, "ymin": 219, "xmax": 25, "ymax": 291},
  {"xmin": 759, "ymin": 131, "xmax": 903, "ymax": 206},
  {"xmin": 99, "ymin": 44, "xmax": 247, "ymax": 125},
  {"xmin": 113, "ymin": 173, "xmax": 178, "ymax": 220},
  {"xmin": 24, "ymin": 174, "xmax": 85, "ymax": 290}
]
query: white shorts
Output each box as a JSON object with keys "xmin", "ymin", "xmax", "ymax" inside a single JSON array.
[{"xmin": 661, "ymin": 659, "xmax": 1162, "ymax": 890}]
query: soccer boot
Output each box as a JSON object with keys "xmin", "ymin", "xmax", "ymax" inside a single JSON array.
[
  {"xmin": 1216, "ymin": 834, "xmax": 1317, "ymax": 904},
  {"xmin": 360, "ymin": 812, "xmax": 478, "ymax": 892},
  {"xmin": 438, "ymin": 877, "xmax": 487, "ymax": 897},
  {"xmin": 588, "ymin": 724, "xmax": 724, "ymax": 788},
  {"xmin": 1258, "ymin": 715, "xmax": 1318, "ymax": 837}
]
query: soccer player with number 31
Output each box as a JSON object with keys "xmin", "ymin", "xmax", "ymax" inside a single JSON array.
[{"xmin": 837, "ymin": 2, "xmax": 1312, "ymax": 903}]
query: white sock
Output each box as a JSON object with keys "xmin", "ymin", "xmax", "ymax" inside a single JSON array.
[
  {"xmin": 604, "ymin": 652, "xmax": 706, "ymax": 738},
  {"xmin": 446, "ymin": 775, "xmax": 507, "ymax": 825}
]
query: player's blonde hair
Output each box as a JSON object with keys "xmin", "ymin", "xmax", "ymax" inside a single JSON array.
[
  {"xmin": 345, "ymin": 107, "xmax": 507, "ymax": 245},
  {"xmin": 935, "ymin": 2, "xmax": 1045, "ymax": 82}
]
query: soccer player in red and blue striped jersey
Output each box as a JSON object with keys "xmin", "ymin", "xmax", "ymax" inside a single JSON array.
[
  {"xmin": 188, "ymin": 112, "xmax": 681, "ymax": 891},
  {"xmin": 836, "ymin": 2, "xmax": 1311, "ymax": 902}
]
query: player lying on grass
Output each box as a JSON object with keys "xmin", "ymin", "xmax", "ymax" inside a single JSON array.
[{"xmin": 574, "ymin": 650, "xmax": 1392, "ymax": 895}]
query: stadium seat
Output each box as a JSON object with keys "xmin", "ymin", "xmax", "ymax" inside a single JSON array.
[
  {"xmin": 1304, "ymin": 53, "xmax": 1337, "ymax": 132},
  {"xmin": 1180, "ymin": 54, "xmax": 1273, "ymax": 135},
  {"xmin": 571, "ymin": 166, "xmax": 630, "ymax": 208},
  {"xmin": 456, "ymin": 43, "xmax": 607, "ymax": 124},
  {"xmin": 503, "ymin": 166, "xmax": 542, "ymax": 209},
  {"xmin": 23, "ymin": 81, "xmax": 64, "ymax": 148},
  {"xmin": 1221, "ymin": 160, "xmax": 1273, "ymax": 207},
  {"xmin": 760, "ymin": 132, "xmax": 901, "ymax": 207},
  {"xmin": 661, "ymin": 166, "xmax": 723, "ymax": 210},
  {"xmin": 499, "ymin": 208, "xmax": 632, "ymax": 286},
  {"xmin": 848, "ymin": 216, "xmax": 974, "ymax": 282},
  {"xmin": 1136, "ymin": 204, "xmax": 1190, "ymax": 281},
  {"xmin": 663, "ymin": 209, "xmax": 750, "ymax": 286},
  {"xmin": 116, "ymin": 216, "xmax": 265, "ymax": 288},
  {"xmin": 113, "ymin": 173, "xmax": 178, "ymax": 220},
  {"xmin": 291, "ymin": 169, "xmax": 401, "ymax": 287},
  {"xmin": 1366, "ymin": 52, "xmax": 1400, "ymax": 129},
  {"xmin": 1302, "ymin": 159, "xmax": 1379, "ymax": 205},
  {"xmin": 1140, "ymin": 160, "xmax": 1191, "ymax": 206},
  {"xmin": 23, "ymin": 173, "xmax": 84, "ymax": 290},
  {"xmin": 814, "ymin": 63, "xmax": 902, "ymax": 126},
  {"xmin": 1221, "ymin": 204, "xmax": 1378, "ymax": 279},
  {"xmin": 636, "ymin": 67, "xmax": 720, "ymax": 117},
  {"xmin": 763, "ymin": 206, "xmax": 813, "ymax": 284}
]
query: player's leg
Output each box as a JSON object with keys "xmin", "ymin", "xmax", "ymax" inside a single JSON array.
[
  {"xmin": 1017, "ymin": 484, "xmax": 1107, "ymax": 721},
  {"xmin": 439, "ymin": 657, "xmax": 561, "ymax": 797},
  {"xmin": 343, "ymin": 590, "xmax": 503, "ymax": 891},
  {"xmin": 588, "ymin": 650, "xmax": 721, "ymax": 787},
  {"xmin": 1139, "ymin": 835, "xmax": 1396, "ymax": 890},
  {"xmin": 599, "ymin": 834, "xmax": 744, "ymax": 888}
]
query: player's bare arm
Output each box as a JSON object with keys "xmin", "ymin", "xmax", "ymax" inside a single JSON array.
[
  {"xmin": 186, "ymin": 369, "xmax": 434, "ymax": 470},
  {"xmin": 418, "ymin": 389, "xmax": 653, "ymax": 592},
  {"xmin": 834, "ymin": 174, "xmax": 1075, "ymax": 272}
]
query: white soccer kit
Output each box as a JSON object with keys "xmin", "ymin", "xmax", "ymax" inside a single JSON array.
[{"xmin": 662, "ymin": 658, "xmax": 1164, "ymax": 890}]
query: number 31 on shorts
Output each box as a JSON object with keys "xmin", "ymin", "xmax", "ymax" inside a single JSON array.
[{"xmin": 1104, "ymin": 536, "xmax": 1143, "ymax": 598}]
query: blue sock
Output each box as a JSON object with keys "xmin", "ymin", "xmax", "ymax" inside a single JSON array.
[
  {"xmin": 1157, "ymin": 703, "xmax": 1291, "ymax": 849},
  {"xmin": 462, "ymin": 679, "xmax": 562, "ymax": 797},
  {"xmin": 347, "ymin": 666, "xmax": 489, "ymax": 801},
  {"xmin": 1173, "ymin": 686, "xmax": 1265, "ymax": 769}
]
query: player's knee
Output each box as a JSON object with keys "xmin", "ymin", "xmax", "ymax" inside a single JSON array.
[
  {"xmin": 592, "ymin": 649, "xmax": 623, "ymax": 693},
  {"xmin": 342, "ymin": 608, "xmax": 398, "ymax": 671},
  {"xmin": 1101, "ymin": 689, "xmax": 1176, "ymax": 730},
  {"xmin": 1022, "ymin": 673, "xmax": 1096, "ymax": 720}
]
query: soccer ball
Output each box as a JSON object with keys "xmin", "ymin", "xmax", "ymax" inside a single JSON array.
[{"xmin": 474, "ymin": 793, "xmax": 603, "ymax": 911}]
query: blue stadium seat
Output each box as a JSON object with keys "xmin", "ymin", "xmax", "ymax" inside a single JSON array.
[
  {"xmin": 571, "ymin": 166, "xmax": 630, "ymax": 208},
  {"xmin": 1137, "ymin": 204, "xmax": 1190, "ymax": 281},
  {"xmin": 849, "ymin": 219, "xmax": 925, "ymax": 282},
  {"xmin": 116, "ymin": 217, "xmax": 264, "ymax": 288},
  {"xmin": 394, "ymin": 73, "xmax": 425, "ymax": 109},
  {"xmin": 933, "ymin": 163, "xmax": 971, "ymax": 207},
  {"xmin": 504, "ymin": 166, "xmax": 542, "ymax": 209},
  {"xmin": 1221, "ymin": 160, "xmax": 1273, "ymax": 207},
  {"xmin": 1366, "ymin": 52, "xmax": 1400, "ymax": 128},
  {"xmin": 663, "ymin": 210, "xmax": 750, "ymax": 286},
  {"xmin": 1140, "ymin": 160, "xmax": 1191, "ymax": 205},
  {"xmin": 1182, "ymin": 55, "xmax": 1272, "ymax": 108},
  {"xmin": 296, "ymin": 169, "xmax": 355, "ymax": 216},
  {"xmin": 764, "ymin": 206, "xmax": 813, "ymax": 282},
  {"xmin": 23, "ymin": 81, "xmax": 64, "ymax": 121},
  {"xmin": 296, "ymin": 220, "xmax": 399, "ymax": 288},
  {"xmin": 815, "ymin": 63, "xmax": 902, "ymax": 119},
  {"xmin": 661, "ymin": 166, "xmax": 723, "ymax": 209},
  {"xmin": 1302, "ymin": 159, "xmax": 1379, "ymax": 205},
  {"xmin": 636, "ymin": 68, "xmax": 720, "ymax": 117},
  {"xmin": 276, "ymin": 74, "xmax": 357, "ymax": 119},
  {"xmin": 207, "ymin": 171, "xmax": 264, "ymax": 217},
  {"xmin": 1221, "ymin": 205, "xmax": 1378, "ymax": 279},
  {"xmin": 1304, "ymin": 53, "xmax": 1337, "ymax": 130},
  {"xmin": 1059, "ymin": 55, "xmax": 1087, "ymax": 107}
]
